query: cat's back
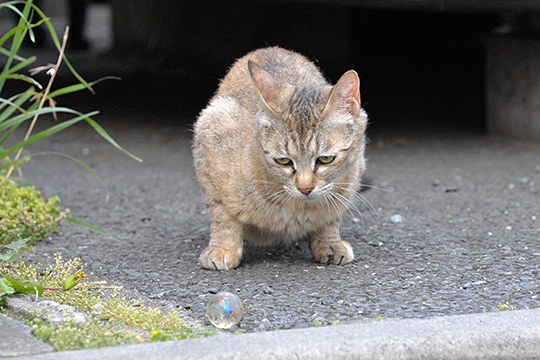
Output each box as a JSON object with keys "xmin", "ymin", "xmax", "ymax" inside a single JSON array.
[{"xmin": 216, "ymin": 47, "xmax": 328, "ymax": 110}]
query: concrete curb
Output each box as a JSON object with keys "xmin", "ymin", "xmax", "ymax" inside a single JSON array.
[
  {"xmin": 0, "ymin": 314, "xmax": 53, "ymax": 358},
  {"xmin": 16, "ymin": 308, "xmax": 540, "ymax": 360}
]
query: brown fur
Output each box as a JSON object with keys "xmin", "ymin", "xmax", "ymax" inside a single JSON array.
[{"xmin": 193, "ymin": 47, "xmax": 368, "ymax": 270}]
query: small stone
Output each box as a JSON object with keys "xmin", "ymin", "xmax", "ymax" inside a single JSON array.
[
  {"xmin": 390, "ymin": 214, "xmax": 403, "ymax": 223},
  {"xmin": 7, "ymin": 295, "xmax": 87, "ymax": 325},
  {"xmin": 258, "ymin": 318, "xmax": 272, "ymax": 331},
  {"xmin": 36, "ymin": 301, "xmax": 87, "ymax": 325},
  {"xmin": 260, "ymin": 284, "xmax": 274, "ymax": 295}
]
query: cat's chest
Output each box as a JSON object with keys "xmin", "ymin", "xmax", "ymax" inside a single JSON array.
[{"xmin": 239, "ymin": 198, "xmax": 331, "ymax": 238}]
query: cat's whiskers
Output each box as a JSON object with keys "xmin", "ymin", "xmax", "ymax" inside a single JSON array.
[
  {"xmin": 332, "ymin": 191, "xmax": 364, "ymax": 218},
  {"xmin": 263, "ymin": 189, "xmax": 291, "ymax": 220},
  {"xmin": 250, "ymin": 179, "xmax": 287, "ymax": 213},
  {"xmin": 328, "ymin": 191, "xmax": 362, "ymax": 225},
  {"xmin": 332, "ymin": 182, "xmax": 392, "ymax": 192},
  {"xmin": 323, "ymin": 192, "xmax": 343, "ymax": 220},
  {"xmin": 334, "ymin": 185, "xmax": 379, "ymax": 219},
  {"xmin": 254, "ymin": 188, "xmax": 287, "ymax": 214},
  {"xmin": 252, "ymin": 179, "xmax": 282, "ymax": 185}
]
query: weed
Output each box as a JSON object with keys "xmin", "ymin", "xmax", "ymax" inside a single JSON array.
[{"xmin": 2, "ymin": 254, "xmax": 205, "ymax": 350}]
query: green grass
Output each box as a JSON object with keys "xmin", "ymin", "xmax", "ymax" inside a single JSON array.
[
  {"xmin": 0, "ymin": 177, "xmax": 67, "ymax": 246},
  {"xmin": 498, "ymin": 302, "xmax": 513, "ymax": 311},
  {"xmin": 2, "ymin": 254, "xmax": 209, "ymax": 350},
  {"xmin": 0, "ymin": 2, "xmax": 197, "ymax": 350}
]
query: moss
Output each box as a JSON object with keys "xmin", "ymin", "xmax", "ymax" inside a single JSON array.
[
  {"xmin": 498, "ymin": 302, "xmax": 512, "ymax": 311},
  {"xmin": 1, "ymin": 255, "xmax": 206, "ymax": 351},
  {"xmin": 0, "ymin": 177, "xmax": 67, "ymax": 246}
]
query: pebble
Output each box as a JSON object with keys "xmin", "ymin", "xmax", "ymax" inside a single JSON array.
[
  {"xmin": 260, "ymin": 284, "xmax": 274, "ymax": 295},
  {"xmin": 7, "ymin": 295, "xmax": 87, "ymax": 325},
  {"xmin": 257, "ymin": 318, "xmax": 272, "ymax": 331},
  {"xmin": 390, "ymin": 214, "xmax": 404, "ymax": 223}
]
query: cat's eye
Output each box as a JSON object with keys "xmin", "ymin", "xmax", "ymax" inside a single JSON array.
[
  {"xmin": 317, "ymin": 155, "xmax": 336, "ymax": 164},
  {"xmin": 275, "ymin": 157, "xmax": 293, "ymax": 166}
]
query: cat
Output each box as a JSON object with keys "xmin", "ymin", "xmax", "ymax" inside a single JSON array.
[{"xmin": 193, "ymin": 47, "xmax": 368, "ymax": 270}]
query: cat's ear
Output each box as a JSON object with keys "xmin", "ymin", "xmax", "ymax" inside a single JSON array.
[
  {"xmin": 323, "ymin": 70, "xmax": 361, "ymax": 117},
  {"xmin": 248, "ymin": 60, "xmax": 292, "ymax": 113}
]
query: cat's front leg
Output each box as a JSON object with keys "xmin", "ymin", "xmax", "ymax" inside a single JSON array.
[
  {"xmin": 309, "ymin": 221, "xmax": 354, "ymax": 265},
  {"xmin": 199, "ymin": 205, "xmax": 243, "ymax": 270}
]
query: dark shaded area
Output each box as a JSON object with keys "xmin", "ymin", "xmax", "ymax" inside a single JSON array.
[
  {"xmin": 350, "ymin": 10, "xmax": 499, "ymax": 134},
  {"xmin": 4, "ymin": 2, "xmax": 539, "ymax": 335},
  {"xmin": 24, "ymin": 3, "xmax": 499, "ymax": 137}
]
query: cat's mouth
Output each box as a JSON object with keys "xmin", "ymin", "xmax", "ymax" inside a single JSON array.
[
  {"xmin": 285, "ymin": 183, "xmax": 334, "ymax": 202},
  {"xmin": 288, "ymin": 188, "xmax": 324, "ymax": 202},
  {"xmin": 298, "ymin": 193, "xmax": 320, "ymax": 202}
]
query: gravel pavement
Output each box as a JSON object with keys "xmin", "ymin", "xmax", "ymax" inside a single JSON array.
[
  {"xmin": 14, "ymin": 308, "xmax": 540, "ymax": 359},
  {"xmin": 2, "ymin": 3, "xmax": 539, "ymax": 357},
  {"xmin": 16, "ymin": 112, "xmax": 540, "ymax": 333}
]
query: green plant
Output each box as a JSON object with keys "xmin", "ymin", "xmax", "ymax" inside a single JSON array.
[
  {"xmin": 498, "ymin": 302, "xmax": 512, "ymax": 311},
  {"xmin": 1, "ymin": 0, "xmax": 141, "ymax": 233},
  {"xmin": 0, "ymin": 1, "xmax": 140, "ymax": 174},
  {"xmin": 0, "ymin": 177, "xmax": 67, "ymax": 246},
  {"xmin": 1, "ymin": 254, "xmax": 204, "ymax": 350}
]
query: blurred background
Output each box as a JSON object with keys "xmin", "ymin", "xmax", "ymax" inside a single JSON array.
[{"xmin": 1, "ymin": 0, "xmax": 538, "ymax": 136}]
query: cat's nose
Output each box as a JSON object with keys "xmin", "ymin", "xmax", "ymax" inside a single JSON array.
[{"xmin": 298, "ymin": 187, "xmax": 314, "ymax": 195}]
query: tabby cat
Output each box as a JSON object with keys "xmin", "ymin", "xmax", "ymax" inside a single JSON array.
[{"xmin": 193, "ymin": 47, "xmax": 368, "ymax": 270}]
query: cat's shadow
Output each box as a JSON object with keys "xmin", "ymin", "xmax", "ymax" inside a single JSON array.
[{"xmin": 241, "ymin": 241, "xmax": 313, "ymax": 267}]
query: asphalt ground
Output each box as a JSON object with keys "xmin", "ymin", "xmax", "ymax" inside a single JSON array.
[
  {"xmin": 14, "ymin": 308, "xmax": 540, "ymax": 359},
  {"xmin": 1, "ymin": 3, "xmax": 539, "ymax": 358},
  {"xmin": 14, "ymin": 105, "xmax": 539, "ymax": 333},
  {"xmin": 2, "ymin": 49, "xmax": 540, "ymax": 359}
]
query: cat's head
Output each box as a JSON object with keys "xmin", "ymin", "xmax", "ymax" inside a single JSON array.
[{"xmin": 248, "ymin": 60, "xmax": 368, "ymax": 201}]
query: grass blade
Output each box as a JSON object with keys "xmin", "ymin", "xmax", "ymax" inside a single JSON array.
[
  {"xmin": 0, "ymin": 111, "xmax": 100, "ymax": 158},
  {"xmin": 0, "ymin": 94, "xmax": 30, "ymax": 119},
  {"xmin": 29, "ymin": 151, "xmax": 110, "ymax": 201},
  {"xmin": 48, "ymin": 76, "xmax": 121, "ymax": 99},
  {"xmin": 31, "ymin": 5, "xmax": 93, "ymax": 93},
  {"xmin": 82, "ymin": 115, "xmax": 143, "ymax": 162},
  {"xmin": 0, "ymin": 91, "xmax": 34, "ymax": 147},
  {"xmin": 0, "ymin": 156, "xmax": 30, "ymax": 173},
  {"xmin": 0, "ymin": 27, "xmax": 19, "ymax": 50},
  {"xmin": 0, "ymin": 108, "xmax": 142, "ymax": 163},
  {"xmin": 6, "ymin": 55, "xmax": 36, "ymax": 75},
  {"xmin": 0, "ymin": 46, "xmax": 30, "ymax": 62},
  {"xmin": 65, "ymin": 216, "xmax": 107, "ymax": 235},
  {"xmin": 0, "ymin": 106, "xmax": 81, "ymax": 132},
  {"xmin": 0, "ymin": 0, "xmax": 33, "ymax": 93},
  {"xmin": 5, "ymin": 73, "xmax": 42, "ymax": 89}
]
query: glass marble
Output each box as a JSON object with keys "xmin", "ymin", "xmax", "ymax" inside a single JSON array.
[{"xmin": 205, "ymin": 292, "xmax": 244, "ymax": 329}]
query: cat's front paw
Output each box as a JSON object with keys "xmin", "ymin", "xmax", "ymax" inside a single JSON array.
[
  {"xmin": 311, "ymin": 241, "xmax": 354, "ymax": 265},
  {"xmin": 199, "ymin": 246, "xmax": 242, "ymax": 270}
]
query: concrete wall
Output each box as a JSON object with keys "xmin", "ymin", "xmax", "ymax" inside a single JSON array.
[
  {"xmin": 111, "ymin": 1, "xmax": 352, "ymax": 82},
  {"xmin": 486, "ymin": 36, "xmax": 540, "ymax": 142}
]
